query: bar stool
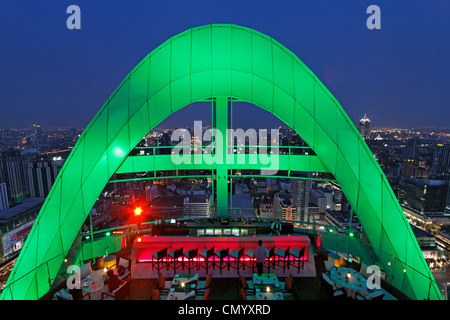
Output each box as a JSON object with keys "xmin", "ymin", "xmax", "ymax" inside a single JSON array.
[
  {"xmin": 243, "ymin": 248, "xmax": 255, "ymax": 274},
  {"xmin": 182, "ymin": 248, "xmax": 198, "ymax": 273},
  {"xmin": 274, "ymin": 246, "xmax": 290, "ymax": 273},
  {"xmin": 290, "ymin": 247, "xmax": 305, "ymax": 273},
  {"xmin": 199, "ymin": 247, "xmax": 215, "ymax": 274},
  {"xmin": 213, "ymin": 248, "xmax": 230, "ymax": 274},
  {"xmin": 168, "ymin": 247, "xmax": 183, "ymax": 274},
  {"xmin": 152, "ymin": 248, "xmax": 168, "ymax": 274},
  {"xmin": 265, "ymin": 247, "xmax": 276, "ymax": 273},
  {"xmin": 229, "ymin": 247, "xmax": 246, "ymax": 274}
]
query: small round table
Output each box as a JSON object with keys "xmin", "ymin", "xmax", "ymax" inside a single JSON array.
[{"xmin": 81, "ymin": 269, "xmax": 107, "ymax": 300}]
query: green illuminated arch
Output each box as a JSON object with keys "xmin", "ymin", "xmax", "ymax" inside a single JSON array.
[{"xmin": 3, "ymin": 24, "xmax": 440, "ymax": 300}]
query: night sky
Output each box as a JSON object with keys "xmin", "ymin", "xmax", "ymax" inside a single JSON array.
[{"xmin": 0, "ymin": 1, "xmax": 449, "ymax": 129}]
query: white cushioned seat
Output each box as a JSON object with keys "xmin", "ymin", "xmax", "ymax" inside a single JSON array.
[
  {"xmin": 118, "ymin": 257, "xmax": 130, "ymax": 269},
  {"xmin": 80, "ymin": 262, "xmax": 92, "ymax": 280},
  {"xmin": 54, "ymin": 289, "xmax": 73, "ymax": 300},
  {"xmin": 322, "ymin": 273, "xmax": 337, "ymax": 290},
  {"xmin": 324, "ymin": 259, "xmax": 335, "ymax": 273},
  {"xmin": 322, "ymin": 273, "xmax": 344, "ymax": 297},
  {"xmin": 365, "ymin": 290, "xmax": 385, "ymax": 300},
  {"xmin": 359, "ymin": 263, "xmax": 370, "ymax": 278}
]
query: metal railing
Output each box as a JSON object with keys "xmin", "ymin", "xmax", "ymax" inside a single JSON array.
[{"xmin": 130, "ymin": 145, "xmax": 316, "ymax": 156}]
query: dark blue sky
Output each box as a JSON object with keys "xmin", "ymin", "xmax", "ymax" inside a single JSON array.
[{"xmin": 0, "ymin": 1, "xmax": 449, "ymax": 129}]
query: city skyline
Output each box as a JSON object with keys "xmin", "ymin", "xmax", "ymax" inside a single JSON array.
[
  {"xmin": 0, "ymin": 7, "xmax": 449, "ymax": 301},
  {"xmin": 1, "ymin": 1, "xmax": 449, "ymax": 129}
]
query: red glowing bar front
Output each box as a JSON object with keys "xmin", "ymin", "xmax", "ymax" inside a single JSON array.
[{"xmin": 134, "ymin": 235, "xmax": 310, "ymax": 262}]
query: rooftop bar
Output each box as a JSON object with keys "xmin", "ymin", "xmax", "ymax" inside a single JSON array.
[{"xmin": 134, "ymin": 235, "xmax": 310, "ymax": 263}]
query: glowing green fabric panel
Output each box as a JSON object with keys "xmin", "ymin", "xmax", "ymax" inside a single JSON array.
[
  {"xmin": 115, "ymin": 154, "xmax": 330, "ymax": 174},
  {"xmin": 3, "ymin": 24, "xmax": 439, "ymax": 300}
]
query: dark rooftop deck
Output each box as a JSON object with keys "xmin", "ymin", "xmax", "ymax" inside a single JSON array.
[
  {"xmin": 114, "ymin": 256, "xmax": 325, "ymax": 300},
  {"xmin": 41, "ymin": 234, "xmax": 409, "ymax": 301},
  {"xmin": 68, "ymin": 251, "xmax": 405, "ymax": 300}
]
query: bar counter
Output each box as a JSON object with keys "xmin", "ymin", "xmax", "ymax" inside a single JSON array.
[{"xmin": 134, "ymin": 234, "xmax": 310, "ymax": 262}]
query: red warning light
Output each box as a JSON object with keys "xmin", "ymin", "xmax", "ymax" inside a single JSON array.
[{"xmin": 134, "ymin": 207, "xmax": 142, "ymax": 216}]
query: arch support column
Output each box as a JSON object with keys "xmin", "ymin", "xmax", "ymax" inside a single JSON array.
[{"xmin": 215, "ymin": 97, "xmax": 230, "ymax": 218}]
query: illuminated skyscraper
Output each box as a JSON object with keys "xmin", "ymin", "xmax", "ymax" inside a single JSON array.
[
  {"xmin": 359, "ymin": 114, "xmax": 371, "ymax": 140},
  {"xmin": 430, "ymin": 143, "xmax": 450, "ymax": 209},
  {"xmin": 32, "ymin": 124, "xmax": 42, "ymax": 150},
  {"xmin": 431, "ymin": 143, "xmax": 450, "ymax": 180},
  {"xmin": 292, "ymin": 178, "xmax": 311, "ymax": 222}
]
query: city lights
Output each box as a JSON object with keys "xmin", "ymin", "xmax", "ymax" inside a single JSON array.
[{"xmin": 0, "ymin": 4, "xmax": 448, "ymax": 303}]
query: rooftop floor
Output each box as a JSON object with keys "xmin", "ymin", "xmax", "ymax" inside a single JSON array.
[
  {"xmin": 95, "ymin": 244, "xmax": 400, "ymax": 300},
  {"xmin": 43, "ymin": 239, "xmax": 406, "ymax": 300}
]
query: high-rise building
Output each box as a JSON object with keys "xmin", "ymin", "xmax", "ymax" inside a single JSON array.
[
  {"xmin": 401, "ymin": 158, "xmax": 431, "ymax": 179},
  {"xmin": 145, "ymin": 185, "xmax": 158, "ymax": 203},
  {"xmin": 69, "ymin": 127, "xmax": 77, "ymax": 140},
  {"xmin": 430, "ymin": 142, "xmax": 450, "ymax": 210},
  {"xmin": 403, "ymin": 136, "xmax": 419, "ymax": 160},
  {"xmin": 273, "ymin": 192, "xmax": 297, "ymax": 221},
  {"xmin": 0, "ymin": 182, "xmax": 9, "ymax": 212},
  {"xmin": 157, "ymin": 132, "xmax": 172, "ymax": 154},
  {"xmin": 292, "ymin": 179, "xmax": 311, "ymax": 222},
  {"xmin": 431, "ymin": 143, "xmax": 450, "ymax": 179},
  {"xmin": 402, "ymin": 178, "xmax": 447, "ymax": 216},
  {"xmin": 358, "ymin": 114, "xmax": 371, "ymax": 140},
  {"xmin": 0, "ymin": 150, "xmax": 30, "ymax": 204},
  {"xmin": 310, "ymin": 188, "xmax": 327, "ymax": 214},
  {"xmin": 33, "ymin": 124, "xmax": 41, "ymax": 136},
  {"xmin": 32, "ymin": 124, "xmax": 43, "ymax": 151},
  {"xmin": 27, "ymin": 159, "xmax": 63, "ymax": 198}
]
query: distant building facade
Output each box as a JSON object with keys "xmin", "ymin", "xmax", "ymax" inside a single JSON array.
[
  {"xmin": 402, "ymin": 179, "xmax": 447, "ymax": 216},
  {"xmin": 145, "ymin": 185, "xmax": 158, "ymax": 203},
  {"xmin": 273, "ymin": 192, "xmax": 297, "ymax": 221},
  {"xmin": 27, "ymin": 159, "xmax": 63, "ymax": 198},
  {"xmin": 0, "ymin": 182, "xmax": 9, "ymax": 212},
  {"xmin": 184, "ymin": 195, "xmax": 211, "ymax": 217},
  {"xmin": 430, "ymin": 142, "xmax": 450, "ymax": 209},
  {"xmin": 0, "ymin": 150, "xmax": 30, "ymax": 204},
  {"xmin": 291, "ymin": 179, "xmax": 311, "ymax": 222}
]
